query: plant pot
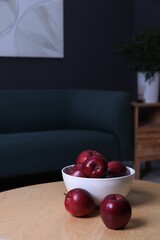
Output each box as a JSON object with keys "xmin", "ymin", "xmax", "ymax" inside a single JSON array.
[{"xmin": 137, "ymin": 72, "xmax": 160, "ymax": 103}]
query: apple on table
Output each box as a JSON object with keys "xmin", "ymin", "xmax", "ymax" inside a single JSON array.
[
  {"xmin": 64, "ymin": 188, "xmax": 95, "ymax": 217},
  {"xmin": 100, "ymin": 194, "xmax": 132, "ymax": 230}
]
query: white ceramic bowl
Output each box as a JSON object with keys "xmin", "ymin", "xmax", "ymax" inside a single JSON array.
[{"xmin": 62, "ymin": 165, "xmax": 135, "ymax": 206}]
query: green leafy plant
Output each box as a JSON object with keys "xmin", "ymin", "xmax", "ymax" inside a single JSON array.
[{"xmin": 117, "ymin": 27, "xmax": 160, "ymax": 80}]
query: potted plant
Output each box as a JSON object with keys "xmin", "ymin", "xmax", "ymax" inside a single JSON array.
[{"xmin": 118, "ymin": 27, "xmax": 160, "ymax": 102}]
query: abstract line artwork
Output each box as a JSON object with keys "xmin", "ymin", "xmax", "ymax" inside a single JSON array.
[{"xmin": 0, "ymin": 0, "xmax": 64, "ymax": 58}]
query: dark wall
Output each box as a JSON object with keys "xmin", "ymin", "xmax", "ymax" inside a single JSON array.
[
  {"xmin": 134, "ymin": 0, "xmax": 160, "ymax": 30},
  {"xmin": 0, "ymin": 1, "xmax": 133, "ymax": 92},
  {"xmin": 131, "ymin": 0, "xmax": 160, "ymax": 99}
]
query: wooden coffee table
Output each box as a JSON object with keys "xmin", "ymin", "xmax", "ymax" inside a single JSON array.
[{"xmin": 0, "ymin": 180, "xmax": 159, "ymax": 240}]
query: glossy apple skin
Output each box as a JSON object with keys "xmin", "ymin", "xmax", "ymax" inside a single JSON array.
[
  {"xmin": 64, "ymin": 188, "xmax": 95, "ymax": 217},
  {"xmin": 108, "ymin": 160, "xmax": 129, "ymax": 177},
  {"xmin": 76, "ymin": 149, "xmax": 105, "ymax": 164},
  {"xmin": 83, "ymin": 156, "xmax": 108, "ymax": 178},
  {"xmin": 100, "ymin": 194, "xmax": 132, "ymax": 230},
  {"xmin": 67, "ymin": 163, "xmax": 86, "ymax": 177}
]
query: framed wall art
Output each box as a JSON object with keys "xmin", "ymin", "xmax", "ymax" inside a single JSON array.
[{"xmin": 0, "ymin": 0, "xmax": 64, "ymax": 58}]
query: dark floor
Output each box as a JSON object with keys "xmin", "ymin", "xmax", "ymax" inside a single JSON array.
[
  {"xmin": 126, "ymin": 160, "xmax": 160, "ymax": 183},
  {"xmin": 140, "ymin": 160, "xmax": 160, "ymax": 183}
]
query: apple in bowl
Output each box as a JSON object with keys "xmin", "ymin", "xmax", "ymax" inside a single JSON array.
[
  {"xmin": 67, "ymin": 149, "xmax": 108, "ymax": 178},
  {"xmin": 76, "ymin": 149, "xmax": 106, "ymax": 164},
  {"xmin": 67, "ymin": 163, "xmax": 86, "ymax": 177},
  {"xmin": 108, "ymin": 160, "xmax": 129, "ymax": 177}
]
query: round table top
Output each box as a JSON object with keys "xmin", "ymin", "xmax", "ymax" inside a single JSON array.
[{"xmin": 0, "ymin": 180, "xmax": 159, "ymax": 240}]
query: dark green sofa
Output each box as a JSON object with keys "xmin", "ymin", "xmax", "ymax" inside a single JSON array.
[{"xmin": 0, "ymin": 89, "xmax": 132, "ymax": 189}]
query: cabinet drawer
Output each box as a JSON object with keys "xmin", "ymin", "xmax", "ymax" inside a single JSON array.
[
  {"xmin": 136, "ymin": 129, "xmax": 160, "ymax": 158},
  {"xmin": 137, "ymin": 128, "xmax": 160, "ymax": 141}
]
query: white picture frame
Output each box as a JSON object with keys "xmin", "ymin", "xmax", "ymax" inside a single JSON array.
[{"xmin": 0, "ymin": 0, "xmax": 64, "ymax": 58}]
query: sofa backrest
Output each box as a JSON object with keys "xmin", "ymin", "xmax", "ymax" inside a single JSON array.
[
  {"xmin": 0, "ymin": 90, "xmax": 68, "ymax": 133},
  {"xmin": 67, "ymin": 89, "xmax": 132, "ymax": 161},
  {"xmin": 67, "ymin": 90, "xmax": 130, "ymax": 131},
  {"xmin": 0, "ymin": 89, "xmax": 131, "ymax": 132}
]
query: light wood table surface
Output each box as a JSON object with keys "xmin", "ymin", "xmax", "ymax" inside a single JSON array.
[{"xmin": 0, "ymin": 180, "xmax": 159, "ymax": 240}]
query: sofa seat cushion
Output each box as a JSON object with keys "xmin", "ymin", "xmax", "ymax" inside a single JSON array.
[{"xmin": 0, "ymin": 130, "xmax": 120, "ymax": 178}]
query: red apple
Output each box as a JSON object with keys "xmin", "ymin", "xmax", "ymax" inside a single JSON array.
[
  {"xmin": 82, "ymin": 156, "xmax": 108, "ymax": 178},
  {"xmin": 64, "ymin": 188, "xmax": 95, "ymax": 217},
  {"xmin": 100, "ymin": 194, "xmax": 132, "ymax": 230},
  {"xmin": 76, "ymin": 149, "xmax": 105, "ymax": 164},
  {"xmin": 108, "ymin": 160, "xmax": 129, "ymax": 177},
  {"xmin": 67, "ymin": 163, "xmax": 86, "ymax": 177}
]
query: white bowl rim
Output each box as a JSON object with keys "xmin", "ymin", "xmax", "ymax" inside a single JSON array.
[{"xmin": 61, "ymin": 164, "xmax": 135, "ymax": 181}]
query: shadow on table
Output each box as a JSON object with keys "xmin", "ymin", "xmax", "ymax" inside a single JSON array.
[
  {"xmin": 127, "ymin": 188, "xmax": 156, "ymax": 207},
  {"xmin": 126, "ymin": 217, "xmax": 147, "ymax": 229}
]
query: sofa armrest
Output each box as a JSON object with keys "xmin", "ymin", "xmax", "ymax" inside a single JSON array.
[
  {"xmin": 104, "ymin": 92, "xmax": 133, "ymax": 161},
  {"xmin": 68, "ymin": 90, "xmax": 133, "ymax": 161}
]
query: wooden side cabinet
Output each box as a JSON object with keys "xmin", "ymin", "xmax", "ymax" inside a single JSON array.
[{"xmin": 132, "ymin": 102, "xmax": 160, "ymax": 179}]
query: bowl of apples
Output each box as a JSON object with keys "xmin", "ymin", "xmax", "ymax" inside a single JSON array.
[{"xmin": 62, "ymin": 150, "xmax": 135, "ymax": 206}]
